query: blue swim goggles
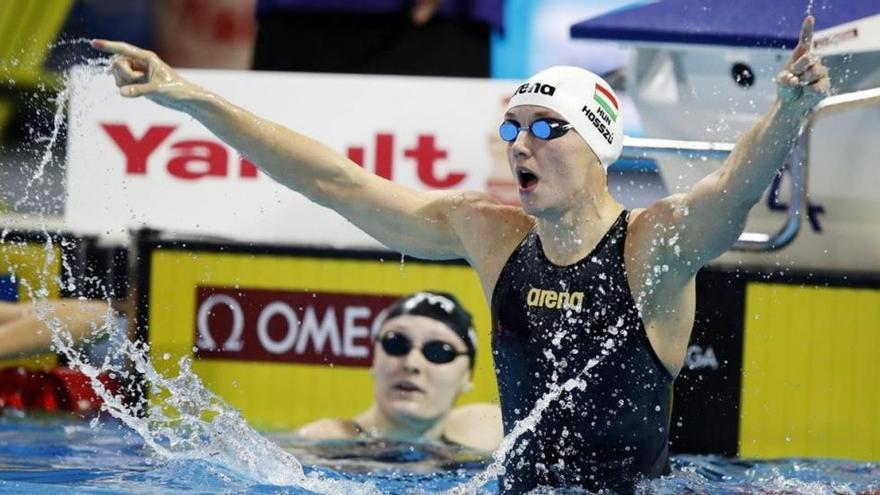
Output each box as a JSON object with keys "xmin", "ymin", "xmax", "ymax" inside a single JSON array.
[{"xmin": 499, "ymin": 118, "xmax": 573, "ymax": 142}]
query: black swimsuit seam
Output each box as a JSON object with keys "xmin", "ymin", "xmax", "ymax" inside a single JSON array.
[
  {"xmin": 489, "ymin": 226, "xmax": 535, "ymax": 320},
  {"xmin": 618, "ymin": 217, "xmax": 676, "ymax": 383}
]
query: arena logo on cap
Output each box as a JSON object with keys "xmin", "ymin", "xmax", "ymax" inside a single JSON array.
[
  {"xmin": 514, "ymin": 82, "xmax": 556, "ymax": 96},
  {"xmin": 593, "ymin": 83, "xmax": 619, "ymax": 122}
]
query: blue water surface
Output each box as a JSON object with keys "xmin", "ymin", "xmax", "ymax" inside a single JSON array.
[{"xmin": 1, "ymin": 414, "xmax": 878, "ymax": 494}]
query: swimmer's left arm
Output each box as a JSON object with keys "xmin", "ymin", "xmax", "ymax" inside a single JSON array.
[
  {"xmin": 636, "ymin": 15, "xmax": 830, "ymax": 274},
  {"xmin": 0, "ymin": 300, "xmax": 116, "ymax": 359}
]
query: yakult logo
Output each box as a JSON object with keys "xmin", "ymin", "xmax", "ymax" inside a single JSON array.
[
  {"xmin": 193, "ymin": 287, "xmax": 398, "ymax": 367},
  {"xmin": 102, "ymin": 123, "xmax": 260, "ymax": 180},
  {"xmin": 345, "ymin": 134, "xmax": 465, "ymax": 188},
  {"xmin": 100, "ymin": 123, "xmax": 467, "ymax": 189}
]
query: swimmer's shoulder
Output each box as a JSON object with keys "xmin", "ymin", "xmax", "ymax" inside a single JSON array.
[
  {"xmin": 442, "ymin": 191, "xmax": 534, "ymax": 272},
  {"xmin": 628, "ymin": 207, "xmax": 646, "ymax": 222},
  {"xmin": 442, "ymin": 402, "xmax": 503, "ymax": 452},
  {"xmin": 297, "ymin": 418, "xmax": 362, "ymax": 440},
  {"xmin": 440, "ymin": 190, "xmax": 529, "ymax": 220}
]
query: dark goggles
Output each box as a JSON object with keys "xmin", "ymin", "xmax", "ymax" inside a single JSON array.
[
  {"xmin": 378, "ymin": 331, "xmax": 469, "ymax": 365},
  {"xmin": 499, "ymin": 118, "xmax": 573, "ymax": 142}
]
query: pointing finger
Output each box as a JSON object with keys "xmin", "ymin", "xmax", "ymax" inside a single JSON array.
[
  {"xmin": 800, "ymin": 15, "xmax": 815, "ymax": 49},
  {"xmin": 786, "ymin": 15, "xmax": 815, "ymax": 67},
  {"xmin": 90, "ymin": 39, "xmax": 150, "ymax": 61}
]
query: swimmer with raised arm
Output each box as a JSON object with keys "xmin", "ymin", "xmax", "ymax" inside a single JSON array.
[
  {"xmin": 93, "ymin": 15, "xmax": 829, "ymax": 492},
  {"xmin": 298, "ymin": 291, "xmax": 502, "ymax": 452}
]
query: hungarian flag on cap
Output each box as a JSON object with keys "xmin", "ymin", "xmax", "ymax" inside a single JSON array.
[{"xmin": 593, "ymin": 84, "xmax": 618, "ymax": 122}]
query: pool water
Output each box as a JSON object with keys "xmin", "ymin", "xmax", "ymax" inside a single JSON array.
[{"xmin": 1, "ymin": 414, "xmax": 878, "ymax": 494}]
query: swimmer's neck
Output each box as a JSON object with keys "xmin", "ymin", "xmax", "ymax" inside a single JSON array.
[
  {"xmin": 534, "ymin": 192, "xmax": 623, "ymax": 266},
  {"xmin": 354, "ymin": 406, "xmax": 448, "ymax": 443}
]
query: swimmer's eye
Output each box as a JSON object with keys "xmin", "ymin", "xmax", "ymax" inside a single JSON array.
[
  {"xmin": 499, "ymin": 119, "xmax": 573, "ymax": 142},
  {"xmin": 378, "ymin": 332, "xmax": 468, "ymax": 365}
]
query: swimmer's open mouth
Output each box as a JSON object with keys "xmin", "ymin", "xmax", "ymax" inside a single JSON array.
[
  {"xmin": 392, "ymin": 381, "xmax": 424, "ymax": 393},
  {"xmin": 516, "ymin": 168, "xmax": 539, "ymax": 190}
]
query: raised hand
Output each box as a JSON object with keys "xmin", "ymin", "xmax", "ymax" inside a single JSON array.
[
  {"xmin": 411, "ymin": 0, "xmax": 444, "ymax": 26},
  {"xmin": 90, "ymin": 39, "xmax": 196, "ymax": 110},
  {"xmin": 776, "ymin": 16, "xmax": 830, "ymax": 113}
]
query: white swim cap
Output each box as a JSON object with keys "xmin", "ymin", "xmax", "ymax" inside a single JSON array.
[{"xmin": 506, "ymin": 66, "xmax": 624, "ymax": 168}]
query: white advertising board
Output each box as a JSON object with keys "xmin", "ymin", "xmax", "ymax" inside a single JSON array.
[
  {"xmin": 66, "ymin": 68, "xmax": 515, "ymax": 248},
  {"xmin": 66, "ymin": 66, "xmax": 880, "ymax": 274}
]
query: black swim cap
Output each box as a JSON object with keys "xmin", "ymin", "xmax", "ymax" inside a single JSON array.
[{"xmin": 383, "ymin": 291, "xmax": 477, "ymax": 368}]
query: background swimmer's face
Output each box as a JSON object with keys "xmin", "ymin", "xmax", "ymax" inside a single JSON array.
[
  {"xmin": 504, "ymin": 105, "xmax": 604, "ymax": 217},
  {"xmin": 371, "ymin": 315, "xmax": 472, "ymax": 426}
]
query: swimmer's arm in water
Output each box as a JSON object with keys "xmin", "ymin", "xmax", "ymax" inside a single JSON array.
[
  {"xmin": 0, "ymin": 300, "xmax": 115, "ymax": 359},
  {"xmin": 90, "ymin": 39, "xmax": 514, "ymax": 262},
  {"xmin": 631, "ymin": 15, "xmax": 830, "ymax": 278},
  {"xmin": 296, "ymin": 404, "xmax": 504, "ymax": 451},
  {"xmin": 296, "ymin": 418, "xmax": 362, "ymax": 440}
]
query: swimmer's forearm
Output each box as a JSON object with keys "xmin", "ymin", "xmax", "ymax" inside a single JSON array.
[
  {"xmin": 0, "ymin": 301, "xmax": 113, "ymax": 359},
  {"xmin": 0, "ymin": 303, "xmax": 38, "ymax": 357},
  {"xmin": 668, "ymin": 101, "xmax": 808, "ymax": 265},
  {"xmin": 95, "ymin": 38, "xmax": 375, "ymax": 211},
  {"xmin": 176, "ymin": 89, "xmax": 363, "ymax": 202},
  {"xmin": 172, "ymin": 89, "xmax": 467, "ymax": 259},
  {"xmin": 715, "ymin": 100, "xmax": 806, "ymax": 207}
]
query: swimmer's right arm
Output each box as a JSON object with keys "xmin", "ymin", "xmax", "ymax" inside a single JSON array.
[{"xmin": 90, "ymin": 40, "xmax": 485, "ymax": 261}]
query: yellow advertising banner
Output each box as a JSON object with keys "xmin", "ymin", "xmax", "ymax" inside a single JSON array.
[
  {"xmin": 147, "ymin": 247, "xmax": 497, "ymax": 431},
  {"xmin": 740, "ymin": 282, "xmax": 880, "ymax": 461}
]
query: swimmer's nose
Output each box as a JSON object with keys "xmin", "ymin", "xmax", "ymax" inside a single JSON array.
[
  {"xmin": 401, "ymin": 348, "xmax": 426, "ymax": 374},
  {"xmin": 510, "ymin": 131, "xmax": 533, "ymax": 160}
]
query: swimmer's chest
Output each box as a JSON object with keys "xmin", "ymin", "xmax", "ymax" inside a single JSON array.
[{"xmin": 492, "ymin": 226, "xmax": 638, "ymax": 351}]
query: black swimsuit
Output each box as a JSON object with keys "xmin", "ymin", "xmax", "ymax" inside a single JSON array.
[{"xmin": 491, "ymin": 211, "xmax": 674, "ymax": 494}]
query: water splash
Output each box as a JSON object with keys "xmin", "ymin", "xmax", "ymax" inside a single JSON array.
[
  {"xmin": 2, "ymin": 43, "xmax": 376, "ymax": 495},
  {"xmin": 29, "ymin": 288, "xmax": 376, "ymax": 492},
  {"xmin": 444, "ymin": 353, "xmax": 610, "ymax": 495},
  {"xmin": 9, "ymin": 38, "xmax": 101, "ymax": 212}
]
